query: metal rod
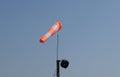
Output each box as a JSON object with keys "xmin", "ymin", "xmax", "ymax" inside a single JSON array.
[
  {"xmin": 56, "ymin": 33, "xmax": 59, "ymax": 60},
  {"xmin": 56, "ymin": 60, "xmax": 60, "ymax": 77},
  {"xmin": 56, "ymin": 33, "xmax": 60, "ymax": 77}
]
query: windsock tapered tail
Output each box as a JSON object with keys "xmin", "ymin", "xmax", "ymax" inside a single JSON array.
[{"xmin": 39, "ymin": 22, "xmax": 62, "ymax": 43}]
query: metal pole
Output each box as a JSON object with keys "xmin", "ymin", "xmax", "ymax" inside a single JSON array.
[
  {"xmin": 56, "ymin": 33, "xmax": 59, "ymax": 60},
  {"xmin": 56, "ymin": 60, "xmax": 60, "ymax": 77},
  {"xmin": 56, "ymin": 33, "xmax": 60, "ymax": 77}
]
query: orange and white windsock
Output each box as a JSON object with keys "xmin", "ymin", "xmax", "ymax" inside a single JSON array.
[{"xmin": 39, "ymin": 22, "xmax": 62, "ymax": 43}]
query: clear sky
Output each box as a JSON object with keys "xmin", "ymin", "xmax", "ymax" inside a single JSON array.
[{"xmin": 0, "ymin": 0, "xmax": 120, "ymax": 77}]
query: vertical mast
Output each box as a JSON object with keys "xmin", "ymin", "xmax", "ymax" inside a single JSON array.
[{"xmin": 56, "ymin": 33, "xmax": 60, "ymax": 77}]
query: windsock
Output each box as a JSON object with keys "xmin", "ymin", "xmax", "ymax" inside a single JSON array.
[{"xmin": 39, "ymin": 22, "xmax": 62, "ymax": 43}]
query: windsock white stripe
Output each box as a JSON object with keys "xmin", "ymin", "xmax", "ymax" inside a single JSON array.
[
  {"xmin": 44, "ymin": 32, "xmax": 51, "ymax": 38},
  {"xmin": 51, "ymin": 25, "xmax": 58, "ymax": 32}
]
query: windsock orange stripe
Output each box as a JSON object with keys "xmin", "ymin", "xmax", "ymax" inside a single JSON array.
[
  {"xmin": 40, "ymin": 22, "xmax": 62, "ymax": 43},
  {"xmin": 48, "ymin": 28, "xmax": 56, "ymax": 36},
  {"xmin": 40, "ymin": 36, "xmax": 48, "ymax": 43}
]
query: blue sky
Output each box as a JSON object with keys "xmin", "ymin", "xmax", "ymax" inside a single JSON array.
[{"xmin": 0, "ymin": 0, "xmax": 120, "ymax": 77}]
